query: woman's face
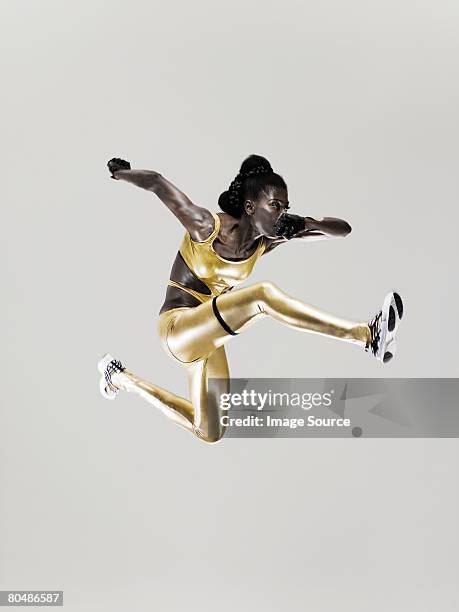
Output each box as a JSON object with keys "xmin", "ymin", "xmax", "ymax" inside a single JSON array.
[{"xmin": 246, "ymin": 187, "xmax": 290, "ymax": 238}]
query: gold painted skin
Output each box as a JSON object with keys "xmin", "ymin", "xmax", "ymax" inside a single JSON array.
[{"xmin": 112, "ymin": 212, "xmax": 371, "ymax": 444}]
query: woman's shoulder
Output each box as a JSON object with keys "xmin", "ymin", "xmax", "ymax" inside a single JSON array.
[{"xmin": 188, "ymin": 210, "xmax": 219, "ymax": 244}]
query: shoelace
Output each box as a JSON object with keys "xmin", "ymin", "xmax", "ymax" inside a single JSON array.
[
  {"xmin": 367, "ymin": 311, "xmax": 382, "ymax": 356},
  {"xmin": 105, "ymin": 359, "xmax": 125, "ymax": 392}
]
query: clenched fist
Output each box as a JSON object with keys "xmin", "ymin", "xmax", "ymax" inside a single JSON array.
[
  {"xmin": 107, "ymin": 157, "xmax": 131, "ymax": 179},
  {"xmin": 274, "ymin": 213, "xmax": 305, "ymax": 240}
]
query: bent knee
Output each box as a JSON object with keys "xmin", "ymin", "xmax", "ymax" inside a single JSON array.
[
  {"xmin": 255, "ymin": 280, "xmax": 282, "ymax": 305},
  {"xmin": 193, "ymin": 425, "xmax": 225, "ymax": 445}
]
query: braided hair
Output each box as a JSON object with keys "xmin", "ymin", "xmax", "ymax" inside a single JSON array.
[{"xmin": 218, "ymin": 154, "xmax": 287, "ymax": 218}]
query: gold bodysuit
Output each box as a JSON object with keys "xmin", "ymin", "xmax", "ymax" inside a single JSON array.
[{"xmin": 166, "ymin": 211, "xmax": 266, "ymax": 304}]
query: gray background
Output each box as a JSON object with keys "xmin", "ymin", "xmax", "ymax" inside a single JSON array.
[{"xmin": 2, "ymin": 1, "xmax": 458, "ymax": 610}]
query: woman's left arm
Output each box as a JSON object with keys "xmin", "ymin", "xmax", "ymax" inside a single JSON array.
[
  {"xmin": 263, "ymin": 215, "xmax": 352, "ymax": 254},
  {"xmin": 294, "ymin": 216, "xmax": 352, "ymax": 239}
]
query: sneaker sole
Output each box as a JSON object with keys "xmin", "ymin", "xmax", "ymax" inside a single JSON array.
[
  {"xmin": 394, "ymin": 292, "xmax": 404, "ymax": 320},
  {"xmin": 379, "ymin": 292, "xmax": 403, "ymax": 363},
  {"xmin": 98, "ymin": 352, "xmax": 121, "ymax": 400}
]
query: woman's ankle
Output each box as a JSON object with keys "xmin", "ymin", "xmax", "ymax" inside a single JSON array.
[{"xmin": 353, "ymin": 323, "xmax": 371, "ymax": 348}]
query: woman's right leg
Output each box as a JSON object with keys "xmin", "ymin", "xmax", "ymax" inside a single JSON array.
[
  {"xmin": 166, "ymin": 281, "xmax": 371, "ymax": 364},
  {"xmin": 221, "ymin": 280, "xmax": 371, "ymax": 345}
]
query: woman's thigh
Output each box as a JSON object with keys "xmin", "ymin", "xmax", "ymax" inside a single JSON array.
[{"xmin": 165, "ymin": 283, "xmax": 267, "ymax": 363}]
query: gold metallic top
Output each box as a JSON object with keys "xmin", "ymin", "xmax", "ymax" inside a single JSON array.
[{"xmin": 168, "ymin": 212, "xmax": 266, "ymax": 303}]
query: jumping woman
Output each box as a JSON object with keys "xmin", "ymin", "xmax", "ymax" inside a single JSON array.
[{"xmin": 98, "ymin": 154, "xmax": 404, "ymax": 444}]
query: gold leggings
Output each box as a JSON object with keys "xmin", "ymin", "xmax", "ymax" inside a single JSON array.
[{"xmin": 112, "ymin": 281, "xmax": 370, "ymax": 444}]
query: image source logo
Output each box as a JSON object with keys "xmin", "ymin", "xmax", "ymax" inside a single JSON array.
[{"xmin": 208, "ymin": 378, "xmax": 459, "ymax": 438}]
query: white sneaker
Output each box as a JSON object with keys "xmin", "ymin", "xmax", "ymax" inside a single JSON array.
[
  {"xmin": 366, "ymin": 292, "xmax": 404, "ymax": 363},
  {"xmin": 98, "ymin": 353, "xmax": 125, "ymax": 400}
]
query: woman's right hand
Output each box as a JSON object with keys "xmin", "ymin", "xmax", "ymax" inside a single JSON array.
[{"xmin": 107, "ymin": 157, "xmax": 131, "ymax": 179}]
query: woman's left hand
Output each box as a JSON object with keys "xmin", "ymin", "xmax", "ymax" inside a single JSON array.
[{"xmin": 274, "ymin": 213, "xmax": 306, "ymax": 240}]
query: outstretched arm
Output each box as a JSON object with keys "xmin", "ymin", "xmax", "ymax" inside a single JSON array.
[
  {"xmin": 107, "ymin": 158, "xmax": 214, "ymax": 241},
  {"xmin": 264, "ymin": 214, "xmax": 352, "ymax": 254},
  {"xmin": 295, "ymin": 216, "xmax": 352, "ymax": 239}
]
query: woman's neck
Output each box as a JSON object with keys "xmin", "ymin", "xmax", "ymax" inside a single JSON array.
[{"xmin": 225, "ymin": 213, "xmax": 260, "ymax": 253}]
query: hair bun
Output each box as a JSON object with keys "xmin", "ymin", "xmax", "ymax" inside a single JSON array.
[
  {"xmin": 240, "ymin": 154, "xmax": 273, "ymax": 176},
  {"xmin": 218, "ymin": 153, "xmax": 285, "ymax": 219}
]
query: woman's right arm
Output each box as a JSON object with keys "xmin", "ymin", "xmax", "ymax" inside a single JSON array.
[{"xmin": 108, "ymin": 159, "xmax": 214, "ymax": 242}]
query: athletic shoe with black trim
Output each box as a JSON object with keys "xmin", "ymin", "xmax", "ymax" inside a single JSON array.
[
  {"xmin": 366, "ymin": 291, "xmax": 404, "ymax": 363},
  {"xmin": 98, "ymin": 353, "xmax": 125, "ymax": 400}
]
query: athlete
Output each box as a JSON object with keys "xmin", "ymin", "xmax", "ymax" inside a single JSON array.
[{"xmin": 98, "ymin": 154, "xmax": 404, "ymax": 443}]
